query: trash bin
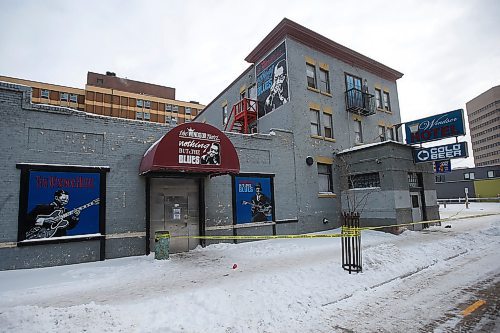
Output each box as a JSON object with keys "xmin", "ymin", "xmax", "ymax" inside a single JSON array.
[{"xmin": 154, "ymin": 231, "xmax": 170, "ymax": 260}]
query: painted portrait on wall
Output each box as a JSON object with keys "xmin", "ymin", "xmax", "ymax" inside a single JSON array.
[
  {"xmin": 255, "ymin": 41, "xmax": 289, "ymax": 117},
  {"xmin": 18, "ymin": 168, "xmax": 103, "ymax": 242},
  {"xmin": 234, "ymin": 176, "xmax": 275, "ymax": 224}
]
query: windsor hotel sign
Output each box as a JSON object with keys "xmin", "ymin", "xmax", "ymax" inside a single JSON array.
[{"xmin": 405, "ymin": 109, "xmax": 466, "ymax": 144}]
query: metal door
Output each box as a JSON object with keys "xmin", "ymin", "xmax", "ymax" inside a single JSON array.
[
  {"xmin": 411, "ymin": 193, "xmax": 422, "ymax": 223},
  {"xmin": 150, "ymin": 178, "xmax": 199, "ymax": 253}
]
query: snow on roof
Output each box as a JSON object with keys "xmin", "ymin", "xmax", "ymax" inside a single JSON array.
[{"xmin": 337, "ymin": 140, "xmax": 409, "ymax": 154}]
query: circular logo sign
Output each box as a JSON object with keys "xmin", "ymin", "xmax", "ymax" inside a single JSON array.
[{"xmin": 417, "ymin": 150, "xmax": 430, "ymax": 161}]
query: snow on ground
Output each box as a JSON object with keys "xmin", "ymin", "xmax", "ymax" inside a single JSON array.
[{"xmin": 0, "ymin": 203, "xmax": 499, "ymax": 332}]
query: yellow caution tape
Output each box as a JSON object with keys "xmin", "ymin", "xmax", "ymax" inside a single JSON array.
[{"xmin": 156, "ymin": 212, "xmax": 499, "ymax": 241}]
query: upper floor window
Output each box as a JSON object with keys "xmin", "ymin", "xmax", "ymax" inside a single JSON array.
[
  {"xmin": 165, "ymin": 115, "xmax": 171, "ymax": 124},
  {"xmin": 248, "ymin": 84, "xmax": 257, "ymax": 100},
  {"xmin": 172, "ymin": 105, "xmax": 179, "ymax": 113},
  {"xmin": 69, "ymin": 94, "xmax": 78, "ymax": 103},
  {"xmin": 41, "ymin": 89, "xmax": 50, "ymax": 99},
  {"xmin": 383, "ymin": 91, "xmax": 391, "ymax": 111},
  {"xmin": 379, "ymin": 125, "xmax": 386, "ymax": 142},
  {"xmin": 310, "ymin": 108, "xmax": 320, "ymax": 136},
  {"xmin": 136, "ymin": 111, "xmax": 143, "ymax": 120},
  {"xmin": 144, "ymin": 100, "xmax": 151, "ymax": 109},
  {"xmin": 375, "ymin": 89, "xmax": 382, "ymax": 109},
  {"xmin": 136, "ymin": 99, "xmax": 144, "ymax": 108},
  {"xmin": 306, "ymin": 63, "xmax": 317, "ymax": 89},
  {"xmin": 318, "ymin": 163, "xmax": 333, "ymax": 193},
  {"xmin": 319, "ymin": 68, "xmax": 330, "ymax": 93},
  {"xmin": 143, "ymin": 112, "xmax": 151, "ymax": 121},
  {"xmin": 222, "ymin": 105, "xmax": 228, "ymax": 125},
  {"xmin": 185, "ymin": 107, "xmax": 191, "ymax": 115},
  {"xmin": 464, "ymin": 172, "xmax": 475, "ymax": 180},
  {"xmin": 171, "ymin": 116, "xmax": 178, "ymax": 125},
  {"xmin": 345, "ymin": 74, "xmax": 362, "ymax": 91},
  {"xmin": 165, "ymin": 104, "xmax": 172, "ymax": 111},
  {"xmin": 60, "ymin": 92, "xmax": 69, "ymax": 102},
  {"xmin": 323, "ymin": 112, "xmax": 333, "ymax": 139},
  {"xmin": 487, "ymin": 170, "xmax": 495, "ymax": 178},
  {"xmin": 387, "ymin": 127, "xmax": 394, "ymax": 141},
  {"xmin": 354, "ymin": 120, "xmax": 363, "ymax": 144}
]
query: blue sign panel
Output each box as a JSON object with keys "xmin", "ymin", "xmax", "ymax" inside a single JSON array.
[
  {"xmin": 22, "ymin": 170, "xmax": 101, "ymax": 240},
  {"xmin": 413, "ymin": 142, "xmax": 468, "ymax": 163},
  {"xmin": 234, "ymin": 176, "xmax": 274, "ymax": 224},
  {"xmin": 434, "ymin": 160, "xmax": 452, "ymax": 173},
  {"xmin": 405, "ymin": 109, "xmax": 466, "ymax": 144}
]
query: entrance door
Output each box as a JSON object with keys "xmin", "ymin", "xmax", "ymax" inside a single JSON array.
[
  {"xmin": 411, "ymin": 193, "xmax": 422, "ymax": 223},
  {"xmin": 150, "ymin": 178, "xmax": 200, "ymax": 253}
]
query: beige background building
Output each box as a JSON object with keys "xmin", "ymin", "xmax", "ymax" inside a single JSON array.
[{"xmin": 466, "ymin": 85, "xmax": 500, "ymax": 166}]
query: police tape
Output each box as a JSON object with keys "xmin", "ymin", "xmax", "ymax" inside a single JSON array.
[
  {"xmin": 155, "ymin": 212, "xmax": 499, "ymax": 241},
  {"xmin": 169, "ymin": 233, "xmax": 358, "ymax": 240}
]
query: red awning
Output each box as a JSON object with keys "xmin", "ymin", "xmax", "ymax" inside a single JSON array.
[{"xmin": 139, "ymin": 123, "xmax": 240, "ymax": 175}]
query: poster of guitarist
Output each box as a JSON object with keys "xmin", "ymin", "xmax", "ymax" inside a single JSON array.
[
  {"xmin": 25, "ymin": 189, "xmax": 98, "ymax": 240},
  {"xmin": 248, "ymin": 183, "xmax": 272, "ymax": 222}
]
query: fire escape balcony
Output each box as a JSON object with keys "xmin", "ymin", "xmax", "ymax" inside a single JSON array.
[
  {"xmin": 345, "ymin": 88, "xmax": 376, "ymax": 116},
  {"xmin": 224, "ymin": 98, "xmax": 258, "ymax": 134}
]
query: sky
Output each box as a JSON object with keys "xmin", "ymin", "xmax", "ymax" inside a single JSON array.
[
  {"xmin": 1, "ymin": 203, "xmax": 499, "ymax": 332},
  {"xmin": 1, "ymin": 0, "xmax": 499, "ymax": 167}
]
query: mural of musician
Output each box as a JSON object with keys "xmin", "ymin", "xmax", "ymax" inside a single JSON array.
[
  {"xmin": 234, "ymin": 176, "xmax": 274, "ymax": 224},
  {"xmin": 20, "ymin": 170, "xmax": 101, "ymax": 241}
]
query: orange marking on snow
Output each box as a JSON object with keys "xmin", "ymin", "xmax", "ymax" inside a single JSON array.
[{"xmin": 461, "ymin": 300, "xmax": 486, "ymax": 316}]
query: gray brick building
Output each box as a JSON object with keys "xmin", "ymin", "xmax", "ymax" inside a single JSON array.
[{"xmin": 0, "ymin": 18, "xmax": 439, "ymax": 270}]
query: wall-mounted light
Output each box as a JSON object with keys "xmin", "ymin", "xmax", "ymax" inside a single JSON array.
[
  {"xmin": 306, "ymin": 156, "xmax": 314, "ymax": 166},
  {"xmin": 323, "ymin": 218, "xmax": 329, "ymax": 224}
]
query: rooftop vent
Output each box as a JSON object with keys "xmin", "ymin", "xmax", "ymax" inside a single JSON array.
[{"xmin": 106, "ymin": 71, "xmax": 116, "ymax": 76}]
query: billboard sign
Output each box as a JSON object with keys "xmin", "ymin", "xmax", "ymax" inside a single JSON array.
[
  {"xmin": 405, "ymin": 109, "xmax": 466, "ymax": 144},
  {"xmin": 413, "ymin": 142, "xmax": 468, "ymax": 163},
  {"xmin": 256, "ymin": 41, "xmax": 289, "ymax": 117},
  {"xmin": 434, "ymin": 160, "xmax": 452, "ymax": 173}
]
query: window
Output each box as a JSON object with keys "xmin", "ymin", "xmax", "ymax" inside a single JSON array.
[
  {"xmin": 318, "ymin": 163, "xmax": 333, "ymax": 192},
  {"xmin": 185, "ymin": 118, "xmax": 191, "ymax": 123},
  {"xmin": 136, "ymin": 99, "xmax": 143, "ymax": 108},
  {"xmin": 172, "ymin": 105, "xmax": 179, "ymax": 113},
  {"xmin": 222, "ymin": 105, "xmax": 228, "ymax": 125},
  {"xmin": 310, "ymin": 109, "xmax": 320, "ymax": 135},
  {"xmin": 387, "ymin": 127, "xmax": 395, "ymax": 140},
  {"xmin": 408, "ymin": 173, "xmax": 420, "ymax": 188},
  {"xmin": 464, "ymin": 172, "xmax": 475, "ymax": 180},
  {"xmin": 411, "ymin": 195, "xmax": 420, "ymax": 208},
  {"xmin": 144, "ymin": 101, "xmax": 151, "ymax": 109},
  {"xmin": 240, "ymin": 90, "xmax": 246, "ymax": 100},
  {"xmin": 136, "ymin": 111, "xmax": 143, "ymax": 120},
  {"xmin": 143, "ymin": 112, "xmax": 150, "ymax": 121},
  {"xmin": 375, "ymin": 89, "xmax": 382, "ymax": 109},
  {"xmin": 185, "ymin": 107, "xmax": 191, "ymax": 115},
  {"xmin": 60, "ymin": 92, "xmax": 69, "ymax": 102},
  {"xmin": 69, "ymin": 94, "xmax": 78, "ymax": 103},
  {"xmin": 41, "ymin": 89, "xmax": 50, "ymax": 99},
  {"xmin": 96, "ymin": 78, "xmax": 104, "ymax": 85},
  {"xmin": 379, "ymin": 125, "xmax": 386, "ymax": 142},
  {"xmin": 171, "ymin": 116, "xmax": 178, "ymax": 125},
  {"xmin": 306, "ymin": 63, "xmax": 317, "ymax": 89},
  {"xmin": 435, "ymin": 175, "xmax": 445, "ymax": 183},
  {"xmin": 348, "ymin": 173, "xmax": 380, "ymax": 189},
  {"xmin": 383, "ymin": 91, "xmax": 391, "ymax": 111},
  {"xmin": 165, "ymin": 104, "xmax": 172, "ymax": 111},
  {"xmin": 248, "ymin": 85, "xmax": 257, "ymax": 100},
  {"xmin": 165, "ymin": 115, "xmax": 171, "ymax": 124},
  {"xmin": 345, "ymin": 74, "xmax": 363, "ymax": 108},
  {"xmin": 487, "ymin": 170, "xmax": 495, "ymax": 178},
  {"xmin": 354, "ymin": 120, "xmax": 363, "ymax": 144},
  {"xmin": 319, "ymin": 68, "xmax": 330, "ymax": 93},
  {"xmin": 323, "ymin": 112, "xmax": 333, "ymax": 138}
]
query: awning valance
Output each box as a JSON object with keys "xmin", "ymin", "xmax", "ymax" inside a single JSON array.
[{"xmin": 139, "ymin": 123, "xmax": 240, "ymax": 175}]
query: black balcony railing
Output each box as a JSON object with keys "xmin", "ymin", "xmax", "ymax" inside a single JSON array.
[{"xmin": 344, "ymin": 88, "xmax": 376, "ymax": 116}]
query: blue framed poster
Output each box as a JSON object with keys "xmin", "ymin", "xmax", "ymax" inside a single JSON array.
[
  {"xmin": 234, "ymin": 175, "xmax": 275, "ymax": 224},
  {"xmin": 17, "ymin": 164, "xmax": 108, "ymax": 244}
]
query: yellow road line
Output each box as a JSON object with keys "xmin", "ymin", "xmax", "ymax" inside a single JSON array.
[{"xmin": 461, "ymin": 299, "xmax": 486, "ymax": 316}]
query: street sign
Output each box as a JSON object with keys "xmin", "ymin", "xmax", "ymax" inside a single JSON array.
[
  {"xmin": 413, "ymin": 142, "xmax": 468, "ymax": 163},
  {"xmin": 434, "ymin": 160, "xmax": 451, "ymax": 173},
  {"xmin": 405, "ymin": 109, "xmax": 466, "ymax": 144}
]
